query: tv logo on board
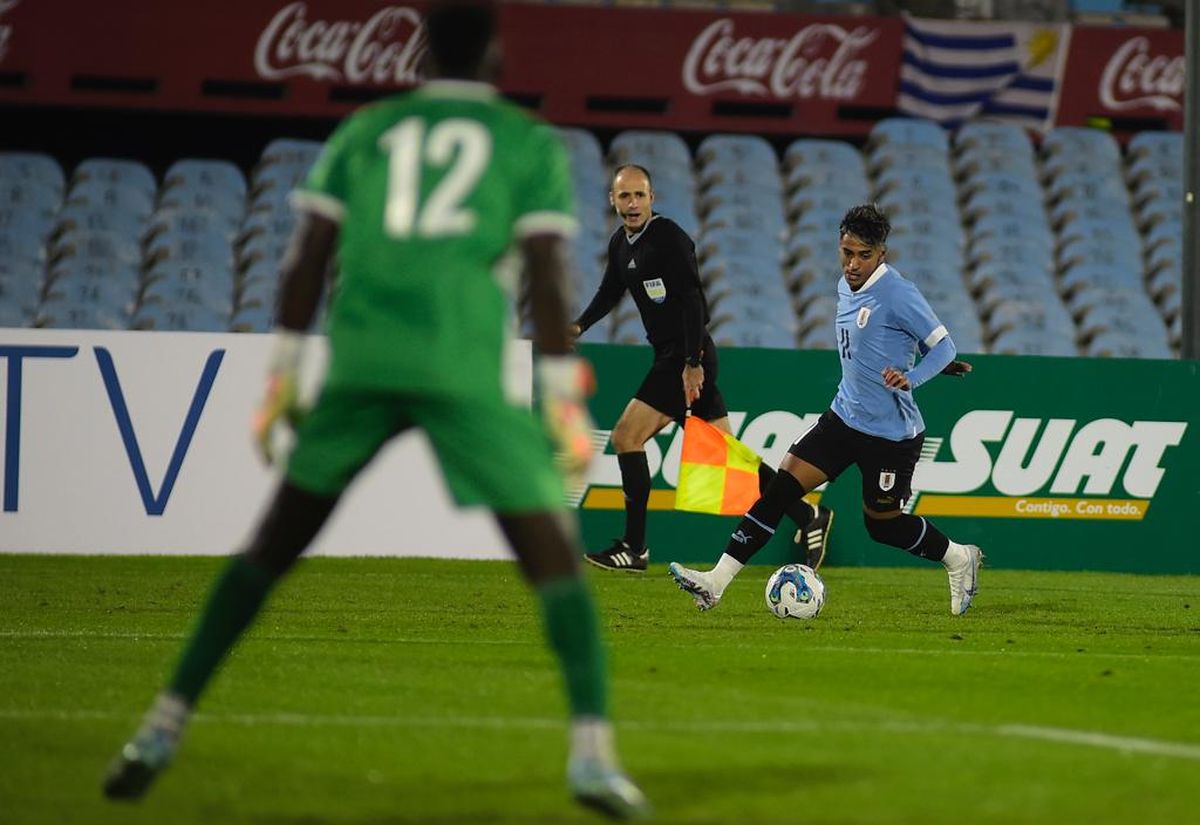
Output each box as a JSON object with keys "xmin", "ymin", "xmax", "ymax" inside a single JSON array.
[
  {"xmin": 254, "ymin": 2, "xmax": 426, "ymax": 85},
  {"xmin": 0, "ymin": 345, "xmax": 223, "ymax": 516}
]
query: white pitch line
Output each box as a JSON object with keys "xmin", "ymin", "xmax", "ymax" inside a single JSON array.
[
  {"xmin": 5, "ymin": 630, "xmax": 1195, "ymax": 662},
  {"xmin": 2, "ymin": 708, "xmax": 1198, "ymax": 762}
]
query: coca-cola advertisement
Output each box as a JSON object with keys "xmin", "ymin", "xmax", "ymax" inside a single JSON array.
[
  {"xmin": 1057, "ymin": 26, "xmax": 1184, "ymax": 131},
  {"xmin": 0, "ymin": 1, "xmax": 902, "ymax": 136}
]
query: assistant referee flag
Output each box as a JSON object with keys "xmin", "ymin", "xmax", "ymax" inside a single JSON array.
[{"xmin": 674, "ymin": 416, "xmax": 761, "ymax": 516}]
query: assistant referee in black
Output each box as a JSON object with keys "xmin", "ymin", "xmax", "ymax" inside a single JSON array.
[{"xmin": 571, "ymin": 164, "xmax": 830, "ymax": 572}]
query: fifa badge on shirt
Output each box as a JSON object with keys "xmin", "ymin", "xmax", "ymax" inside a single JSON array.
[
  {"xmin": 643, "ymin": 277, "xmax": 667, "ymax": 304},
  {"xmin": 879, "ymin": 470, "xmax": 896, "ymax": 492},
  {"xmin": 856, "ymin": 307, "xmax": 871, "ymax": 328}
]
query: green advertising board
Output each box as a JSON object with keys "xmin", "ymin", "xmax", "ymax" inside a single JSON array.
[{"xmin": 577, "ymin": 344, "xmax": 1200, "ymax": 574}]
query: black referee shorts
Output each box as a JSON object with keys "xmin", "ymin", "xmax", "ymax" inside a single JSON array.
[
  {"xmin": 787, "ymin": 410, "xmax": 924, "ymax": 512},
  {"xmin": 634, "ymin": 338, "xmax": 728, "ymax": 424}
]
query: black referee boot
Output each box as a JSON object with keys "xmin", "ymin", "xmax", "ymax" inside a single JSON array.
[{"xmin": 585, "ymin": 539, "xmax": 649, "ymax": 573}]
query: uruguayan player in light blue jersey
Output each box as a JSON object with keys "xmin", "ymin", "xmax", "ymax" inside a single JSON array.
[{"xmin": 670, "ymin": 205, "xmax": 983, "ymax": 616}]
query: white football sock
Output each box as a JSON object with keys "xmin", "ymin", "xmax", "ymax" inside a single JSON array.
[
  {"xmin": 709, "ymin": 553, "xmax": 745, "ymax": 592},
  {"xmin": 942, "ymin": 541, "xmax": 968, "ymax": 568},
  {"xmin": 570, "ymin": 716, "xmax": 617, "ymax": 768}
]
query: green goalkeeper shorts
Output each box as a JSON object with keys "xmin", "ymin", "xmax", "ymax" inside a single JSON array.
[{"xmin": 285, "ymin": 384, "xmax": 564, "ymax": 512}]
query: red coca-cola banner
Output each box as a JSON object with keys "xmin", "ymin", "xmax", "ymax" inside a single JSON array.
[
  {"xmin": 1057, "ymin": 26, "xmax": 1185, "ymax": 131},
  {"xmin": 0, "ymin": 0, "xmax": 901, "ymax": 136}
]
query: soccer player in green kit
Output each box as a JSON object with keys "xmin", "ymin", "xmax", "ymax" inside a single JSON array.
[{"xmin": 102, "ymin": 2, "xmax": 648, "ymax": 818}]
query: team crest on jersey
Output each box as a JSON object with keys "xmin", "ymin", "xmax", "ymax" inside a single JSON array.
[
  {"xmin": 879, "ymin": 470, "xmax": 896, "ymax": 492},
  {"xmin": 856, "ymin": 307, "xmax": 871, "ymax": 328},
  {"xmin": 643, "ymin": 278, "xmax": 667, "ymax": 303}
]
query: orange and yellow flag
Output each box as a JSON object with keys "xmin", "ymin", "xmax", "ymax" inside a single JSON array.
[{"xmin": 674, "ymin": 416, "xmax": 762, "ymax": 516}]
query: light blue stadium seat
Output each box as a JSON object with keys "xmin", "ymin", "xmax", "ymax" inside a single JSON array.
[
  {"xmin": 698, "ymin": 187, "xmax": 781, "ymax": 220},
  {"xmin": 259, "ymin": 138, "xmax": 324, "ymax": 170},
  {"xmin": 164, "ymin": 159, "xmax": 247, "ymax": 199},
  {"xmin": 792, "ymin": 210, "xmax": 845, "ymax": 238},
  {"xmin": 712, "ymin": 320, "xmax": 795, "ymax": 350},
  {"xmin": 1146, "ymin": 241, "xmax": 1181, "ymax": 276},
  {"xmin": 1041, "ymin": 153, "xmax": 1125, "ymax": 185},
  {"xmin": 1085, "ymin": 330, "xmax": 1173, "ymax": 360},
  {"xmin": 1041, "ymin": 127, "xmax": 1121, "ymax": 165},
  {"xmin": 785, "ymin": 188, "xmax": 869, "ymax": 224},
  {"xmin": 1058, "ymin": 263, "xmax": 1141, "ymax": 298},
  {"xmin": 798, "ymin": 322, "xmax": 835, "ymax": 351},
  {"xmin": 887, "ymin": 240, "xmax": 964, "ymax": 272},
  {"xmin": 1137, "ymin": 197, "xmax": 1179, "ymax": 231},
  {"xmin": 65, "ymin": 180, "xmax": 154, "ymax": 221},
  {"xmin": 868, "ymin": 118, "xmax": 949, "ymax": 154},
  {"xmin": 145, "ymin": 230, "xmax": 234, "ymax": 272},
  {"xmin": 1133, "ymin": 178, "xmax": 1182, "ymax": 211},
  {"xmin": 1147, "ymin": 264, "xmax": 1181, "ymax": 302},
  {"xmin": 557, "ymin": 128, "xmax": 604, "ymax": 168},
  {"xmin": 1128, "ymin": 131, "xmax": 1183, "ymax": 163},
  {"xmin": 159, "ymin": 187, "xmax": 247, "ymax": 225},
  {"xmin": 970, "ymin": 216, "xmax": 1055, "ymax": 255},
  {"xmin": 49, "ymin": 230, "xmax": 141, "ymax": 269},
  {"xmin": 988, "ymin": 298, "xmax": 1076, "ymax": 339},
  {"xmin": 0, "ymin": 152, "xmax": 66, "ymax": 195},
  {"xmin": 698, "ymin": 164, "xmax": 781, "ymax": 193},
  {"xmin": 1046, "ymin": 172, "xmax": 1129, "ymax": 206},
  {"xmin": 891, "ymin": 214, "xmax": 966, "ymax": 251},
  {"xmin": 954, "ymin": 121, "xmax": 1032, "ymax": 154},
  {"xmin": 1127, "ymin": 155, "xmax": 1179, "ymax": 190},
  {"xmin": 698, "ymin": 229, "xmax": 781, "ymax": 266},
  {"xmin": 786, "ymin": 163, "xmax": 869, "ymax": 193},
  {"xmin": 954, "ymin": 148, "xmax": 1038, "ymax": 180},
  {"xmin": 0, "ymin": 205, "xmax": 56, "ymax": 245},
  {"xmin": 0, "ymin": 179, "xmax": 61, "ymax": 220},
  {"xmin": 249, "ymin": 163, "xmax": 313, "ymax": 211},
  {"xmin": 946, "ymin": 314, "xmax": 985, "ymax": 354},
  {"xmin": 697, "ymin": 134, "xmax": 776, "ymax": 170},
  {"xmin": 703, "ymin": 203, "xmax": 786, "ymax": 239},
  {"xmin": 960, "ymin": 189, "xmax": 1033, "ymax": 224},
  {"xmin": 782, "ymin": 139, "xmax": 863, "ymax": 174},
  {"xmin": 868, "ymin": 145, "xmax": 951, "ymax": 177},
  {"xmin": 610, "ymin": 130, "xmax": 692, "ymax": 171},
  {"xmin": 989, "ymin": 326, "xmax": 1078, "ymax": 357},
  {"xmin": 53, "ymin": 203, "xmax": 146, "ymax": 243},
  {"xmin": 1057, "ymin": 215, "xmax": 1142, "ymax": 250},
  {"xmin": 1049, "ymin": 197, "xmax": 1133, "ymax": 230},
  {"xmin": 1067, "ymin": 285, "xmax": 1161, "ymax": 326},
  {"xmin": 72, "ymin": 158, "xmax": 156, "ymax": 198},
  {"xmin": 238, "ymin": 205, "xmax": 296, "ymax": 249},
  {"xmin": 958, "ymin": 171, "xmax": 1042, "ymax": 202},
  {"xmin": 131, "ymin": 299, "xmax": 229, "ymax": 332},
  {"xmin": 969, "ymin": 239, "xmax": 1054, "ymax": 274},
  {"xmin": 796, "ymin": 294, "xmax": 839, "ymax": 338},
  {"xmin": 0, "ymin": 225, "xmax": 46, "ymax": 265},
  {"xmin": 873, "ymin": 168, "xmax": 957, "ymax": 201},
  {"xmin": 143, "ymin": 261, "xmax": 236, "ymax": 315},
  {"xmin": 0, "ymin": 265, "xmax": 43, "ymax": 318},
  {"xmin": 36, "ymin": 284, "xmax": 130, "ymax": 328},
  {"xmin": 229, "ymin": 303, "xmax": 272, "ymax": 333},
  {"xmin": 1057, "ymin": 239, "xmax": 1141, "ymax": 275}
]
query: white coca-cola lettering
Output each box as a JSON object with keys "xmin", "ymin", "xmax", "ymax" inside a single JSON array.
[
  {"xmin": 682, "ymin": 18, "xmax": 878, "ymax": 99},
  {"xmin": 254, "ymin": 2, "xmax": 426, "ymax": 85},
  {"xmin": 1098, "ymin": 36, "xmax": 1184, "ymax": 112}
]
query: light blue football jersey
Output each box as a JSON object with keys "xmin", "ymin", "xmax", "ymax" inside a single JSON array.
[{"xmin": 830, "ymin": 263, "xmax": 948, "ymax": 441}]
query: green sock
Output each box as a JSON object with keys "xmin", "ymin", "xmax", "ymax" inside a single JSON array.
[
  {"xmin": 537, "ymin": 575, "xmax": 608, "ymax": 718},
  {"xmin": 167, "ymin": 556, "xmax": 278, "ymax": 704}
]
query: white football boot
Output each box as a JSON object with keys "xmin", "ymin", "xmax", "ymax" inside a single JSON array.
[
  {"xmin": 667, "ymin": 562, "xmax": 722, "ymax": 611},
  {"xmin": 945, "ymin": 543, "xmax": 983, "ymax": 615}
]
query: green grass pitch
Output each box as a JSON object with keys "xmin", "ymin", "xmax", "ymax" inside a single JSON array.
[{"xmin": 0, "ymin": 555, "xmax": 1197, "ymax": 824}]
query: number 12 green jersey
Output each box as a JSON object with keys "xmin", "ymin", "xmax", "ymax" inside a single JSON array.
[{"xmin": 292, "ymin": 80, "xmax": 578, "ymax": 397}]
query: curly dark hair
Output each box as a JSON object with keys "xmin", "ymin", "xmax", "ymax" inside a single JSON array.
[{"xmin": 839, "ymin": 204, "xmax": 891, "ymax": 249}]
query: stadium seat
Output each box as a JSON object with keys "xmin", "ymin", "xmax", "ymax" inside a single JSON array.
[
  {"xmin": 49, "ymin": 230, "xmax": 141, "ymax": 269},
  {"xmin": 989, "ymin": 326, "xmax": 1078, "ymax": 357},
  {"xmin": 142, "ymin": 261, "xmax": 237, "ymax": 315},
  {"xmin": 131, "ymin": 299, "xmax": 229, "ymax": 332},
  {"xmin": 72, "ymin": 158, "xmax": 157, "ymax": 199},
  {"xmin": 1041, "ymin": 127, "xmax": 1121, "ymax": 166},
  {"xmin": 259, "ymin": 138, "xmax": 324, "ymax": 170},
  {"xmin": 697, "ymin": 134, "xmax": 776, "ymax": 170},
  {"xmin": 0, "ymin": 151, "xmax": 67, "ymax": 195},
  {"xmin": 163, "ymin": 159, "xmax": 247, "ymax": 200},
  {"xmin": 867, "ymin": 118, "xmax": 950, "ymax": 154},
  {"xmin": 0, "ymin": 179, "xmax": 61, "ymax": 221},
  {"xmin": 953, "ymin": 121, "xmax": 1032, "ymax": 155},
  {"xmin": 64, "ymin": 180, "xmax": 154, "ymax": 221},
  {"xmin": 610, "ymin": 130, "xmax": 692, "ymax": 173},
  {"xmin": 35, "ymin": 297, "xmax": 129, "ymax": 330},
  {"xmin": 53, "ymin": 203, "xmax": 146, "ymax": 243},
  {"xmin": 782, "ymin": 139, "xmax": 864, "ymax": 174}
]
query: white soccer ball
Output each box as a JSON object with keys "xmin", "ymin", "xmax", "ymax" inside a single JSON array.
[{"xmin": 764, "ymin": 564, "xmax": 825, "ymax": 620}]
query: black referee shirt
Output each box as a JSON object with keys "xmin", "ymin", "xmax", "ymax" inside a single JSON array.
[{"xmin": 575, "ymin": 215, "xmax": 710, "ymax": 361}]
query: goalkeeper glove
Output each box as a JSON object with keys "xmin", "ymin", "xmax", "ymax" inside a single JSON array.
[
  {"xmin": 252, "ymin": 330, "xmax": 305, "ymax": 465},
  {"xmin": 536, "ymin": 354, "xmax": 597, "ymax": 491}
]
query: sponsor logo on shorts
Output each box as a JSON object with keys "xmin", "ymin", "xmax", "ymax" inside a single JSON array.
[{"xmin": 643, "ymin": 277, "xmax": 667, "ymax": 303}]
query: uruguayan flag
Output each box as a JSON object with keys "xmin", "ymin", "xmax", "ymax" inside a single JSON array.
[{"xmin": 897, "ymin": 16, "xmax": 1071, "ymax": 133}]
